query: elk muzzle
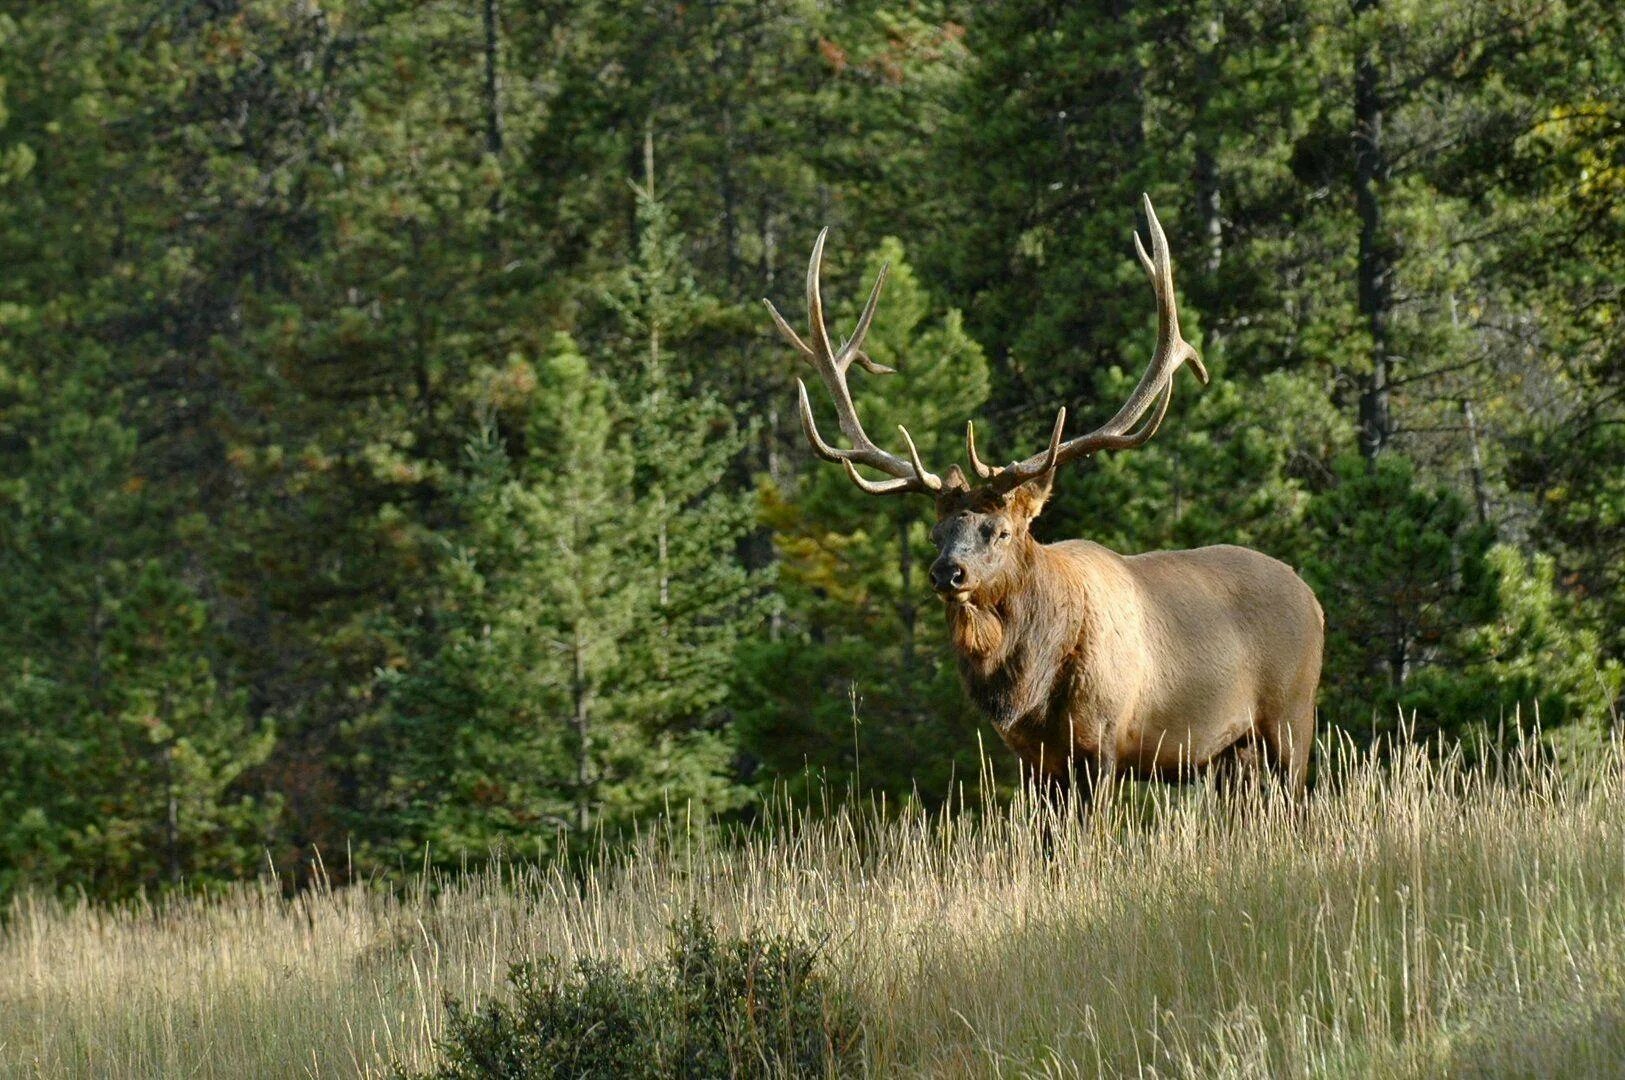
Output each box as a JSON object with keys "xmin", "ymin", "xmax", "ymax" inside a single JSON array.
[{"xmin": 930, "ymin": 558, "xmax": 970, "ymax": 597}]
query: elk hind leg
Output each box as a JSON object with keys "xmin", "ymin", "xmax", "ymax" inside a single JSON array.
[
  {"xmin": 1209, "ymin": 736, "xmax": 1265, "ymax": 798},
  {"xmin": 1269, "ymin": 632, "xmax": 1323, "ymax": 798},
  {"xmin": 1260, "ymin": 700, "xmax": 1314, "ymax": 798},
  {"xmin": 1029, "ymin": 766, "xmax": 1072, "ymax": 814}
]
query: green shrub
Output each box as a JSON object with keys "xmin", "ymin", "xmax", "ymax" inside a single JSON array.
[{"xmin": 407, "ymin": 911, "xmax": 862, "ymax": 1079}]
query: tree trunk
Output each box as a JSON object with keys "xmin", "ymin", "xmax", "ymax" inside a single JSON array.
[
  {"xmin": 1111, "ymin": 0, "xmax": 1147, "ymax": 152},
  {"xmin": 1462, "ymin": 398, "xmax": 1490, "ymax": 526},
  {"xmin": 1193, "ymin": 12, "xmax": 1223, "ymax": 277},
  {"xmin": 481, "ymin": 0, "xmax": 504, "ymax": 231},
  {"xmin": 164, "ymin": 737, "xmax": 181, "ymax": 886},
  {"xmin": 718, "ymin": 102, "xmax": 742, "ymax": 288},
  {"xmin": 1354, "ymin": 0, "xmax": 1393, "ymax": 461},
  {"xmin": 572, "ymin": 631, "xmax": 591, "ymax": 835},
  {"xmin": 641, "ymin": 130, "xmax": 671, "ymax": 674},
  {"xmin": 897, "ymin": 510, "xmax": 916, "ymax": 671},
  {"xmin": 1191, "ymin": 10, "xmax": 1224, "ymax": 367}
]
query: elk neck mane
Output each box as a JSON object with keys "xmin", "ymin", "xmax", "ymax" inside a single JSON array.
[{"xmin": 944, "ymin": 537, "xmax": 1109, "ymax": 728}]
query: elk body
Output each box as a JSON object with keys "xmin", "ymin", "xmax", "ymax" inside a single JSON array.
[{"xmin": 764, "ymin": 196, "xmax": 1324, "ymax": 799}]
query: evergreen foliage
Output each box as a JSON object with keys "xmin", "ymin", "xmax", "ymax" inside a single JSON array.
[
  {"xmin": 0, "ymin": 361, "xmax": 277, "ymax": 896},
  {"xmin": 1304, "ymin": 456, "xmax": 1497, "ymax": 738},
  {"xmin": 0, "ymin": 0, "xmax": 1619, "ymax": 897},
  {"xmin": 1410, "ymin": 546, "xmax": 1623, "ymax": 739},
  {"xmin": 361, "ymin": 324, "xmax": 748, "ymax": 865}
]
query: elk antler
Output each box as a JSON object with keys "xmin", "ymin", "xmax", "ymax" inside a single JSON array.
[
  {"xmin": 970, "ymin": 194, "xmax": 1209, "ymax": 495},
  {"xmin": 763, "ymin": 228, "xmax": 943, "ymax": 496}
]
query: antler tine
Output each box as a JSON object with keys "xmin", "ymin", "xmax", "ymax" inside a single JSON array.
[
  {"xmin": 847, "ymin": 264, "xmax": 897, "ymax": 376},
  {"xmin": 806, "ymin": 227, "xmax": 836, "ymax": 363},
  {"xmin": 1081, "ymin": 195, "xmax": 1199, "ymax": 436},
  {"xmin": 1038, "ymin": 408, "xmax": 1067, "ymax": 473},
  {"xmin": 1066, "ymin": 380, "xmax": 1174, "ymax": 457},
  {"xmin": 898, "ymin": 424, "xmax": 934, "ymax": 483},
  {"xmin": 1125, "ymin": 380, "xmax": 1174, "ymax": 444},
  {"xmin": 1135, "ymin": 200, "xmax": 1210, "ymax": 388},
  {"xmin": 966, "ymin": 420, "xmax": 999, "ymax": 480},
  {"xmin": 842, "ymin": 460, "xmax": 921, "ymax": 495},
  {"xmin": 793, "ymin": 379, "xmax": 846, "ymax": 463},
  {"xmin": 765, "ymin": 228, "xmax": 943, "ymax": 496},
  {"xmin": 1135, "ymin": 194, "xmax": 1209, "ymax": 386},
  {"xmin": 966, "ymin": 411, "xmax": 1064, "ymax": 482},
  {"xmin": 989, "ymin": 195, "xmax": 1205, "ymax": 494},
  {"xmin": 764, "ymin": 298, "xmax": 814, "ymax": 360}
]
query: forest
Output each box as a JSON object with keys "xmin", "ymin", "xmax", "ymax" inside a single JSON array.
[{"xmin": 1, "ymin": 0, "xmax": 1622, "ymax": 902}]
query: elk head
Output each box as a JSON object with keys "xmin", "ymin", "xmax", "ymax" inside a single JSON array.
[{"xmin": 763, "ymin": 195, "xmax": 1208, "ymax": 607}]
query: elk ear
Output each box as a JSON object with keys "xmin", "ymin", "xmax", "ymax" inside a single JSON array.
[
  {"xmin": 1007, "ymin": 469, "xmax": 1056, "ymax": 522},
  {"xmin": 942, "ymin": 464, "xmax": 971, "ymax": 493}
]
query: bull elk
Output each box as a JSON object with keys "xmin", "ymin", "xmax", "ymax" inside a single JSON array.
[{"xmin": 764, "ymin": 196, "xmax": 1324, "ymax": 802}]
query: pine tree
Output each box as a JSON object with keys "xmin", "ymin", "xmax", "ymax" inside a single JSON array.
[
  {"xmin": 2, "ymin": 0, "xmax": 1622, "ymax": 896},
  {"xmin": 1303, "ymin": 455, "xmax": 1496, "ymax": 739},
  {"xmin": 363, "ymin": 335, "xmax": 641, "ymax": 857},
  {"xmin": 1495, "ymin": 0, "xmax": 1625, "ymax": 661},
  {"xmin": 364, "ymin": 315, "xmax": 752, "ymax": 865},
  {"xmin": 1406, "ymin": 546, "xmax": 1622, "ymax": 740},
  {"xmin": 603, "ymin": 172, "xmax": 760, "ymax": 798},
  {"xmin": 0, "ymin": 391, "xmax": 276, "ymax": 899},
  {"xmin": 929, "ymin": 0, "xmax": 1167, "ymax": 421}
]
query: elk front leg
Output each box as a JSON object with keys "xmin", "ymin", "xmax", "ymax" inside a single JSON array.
[
  {"xmin": 1031, "ymin": 747, "xmax": 1115, "ymax": 821},
  {"xmin": 1083, "ymin": 734, "xmax": 1119, "ymax": 809},
  {"xmin": 1061, "ymin": 706, "xmax": 1118, "ymax": 813},
  {"xmin": 1030, "ymin": 766, "xmax": 1073, "ymax": 815}
]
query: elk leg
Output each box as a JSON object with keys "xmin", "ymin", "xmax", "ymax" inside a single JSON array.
[
  {"xmin": 1259, "ymin": 698, "xmax": 1315, "ymax": 798},
  {"xmin": 1045, "ymin": 750, "xmax": 1114, "ymax": 835},
  {"xmin": 1024, "ymin": 766, "xmax": 1072, "ymax": 854},
  {"xmin": 1081, "ymin": 739, "xmax": 1118, "ymax": 810},
  {"xmin": 1209, "ymin": 737, "xmax": 1270, "ymax": 817},
  {"xmin": 1276, "ymin": 702, "xmax": 1314, "ymax": 797},
  {"xmin": 1269, "ymin": 633, "xmax": 1323, "ymax": 798},
  {"xmin": 1030, "ymin": 766, "xmax": 1073, "ymax": 815},
  {"xmin": 1208, "ymin": 741, "xmax": 1247, "ymax": 798}
]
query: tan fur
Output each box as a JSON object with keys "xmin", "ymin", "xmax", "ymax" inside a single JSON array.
[{"xmin": 936, "ymin": 486, "xmax": 1323, "ymax": 796}]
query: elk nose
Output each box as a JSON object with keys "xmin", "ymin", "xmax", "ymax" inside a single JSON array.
[{"xmin": 930, "ymin": 560, "xmax": 967, "ymax": 594}]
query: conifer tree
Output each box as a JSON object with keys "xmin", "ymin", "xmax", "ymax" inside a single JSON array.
[
  {"xmin": 1304, "ymin": 456, "xmax": 1496, "ymax": 739},
  {"xmin": 1, "ymin": 0, "xmax": 1622, "ymax": 896},
  {"xmin": 603, "ymin": 173, "xmax": 759, "ymax": 804},
  {"xmin": 365, "ymin": 336, "xmax": 644, "ymax": 856},
  {"xmin": 1406, "ymin": 546, "xmax": 1622, "ymax": 740},
  {"xmin": 0, "ymin": 395, "xmax": 276, "ymax": 898},
  {"xmin": 1496, "ymin": 2, "xmax": 1625, "ymax": 661},
  {"xmin": 366, "ymin": 316, "xmax": 751, "ymax": 864}
]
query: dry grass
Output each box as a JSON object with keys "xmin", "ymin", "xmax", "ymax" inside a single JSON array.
[{"xmin": 4, "ymin": 734, "xmax": 1625, "ymax": 1078}]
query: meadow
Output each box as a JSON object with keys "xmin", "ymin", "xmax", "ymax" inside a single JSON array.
[{"xmin": 4, "ymin": 734, "xmax": 1624, "ymax": 1079}]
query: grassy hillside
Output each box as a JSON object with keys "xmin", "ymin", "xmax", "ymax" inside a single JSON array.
[{"xmin": 4, "ymin": 737, "xmax": 1624, "ymax": 1078}]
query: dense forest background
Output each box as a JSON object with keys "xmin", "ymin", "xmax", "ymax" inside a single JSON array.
[{"xmin": 1, "ymin": 0, "xmax": 1621, "ymax": 900}]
